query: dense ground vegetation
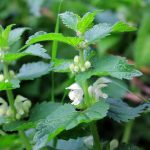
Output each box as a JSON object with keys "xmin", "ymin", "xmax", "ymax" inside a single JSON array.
[{"xmin": 0, "ymin": 0, "xmax": 150, "ymax": 150}]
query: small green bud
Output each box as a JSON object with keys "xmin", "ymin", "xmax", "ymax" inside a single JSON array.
[
  {"xmin": 84, "ymin": 61, "xmax": 91, "ymax": 69},
  {"xmin": 0, "ymin": 74, "xmax": 4, "ymax": 82},
  {"xmin": 74, "ymin": 65, "xmax": 79, "ymax": 72},
  {"xmin": 16, "ymin": 113, "xmax": 21, "ymax": 120},
  {"xmin": 74, "ymin": 55, "xmax": 80, "ymax": 64}
]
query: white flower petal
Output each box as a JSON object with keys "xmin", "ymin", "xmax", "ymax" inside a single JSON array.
[{"xmin": 66, "ymin": 83, "xmax": 82, "ymax": 90}]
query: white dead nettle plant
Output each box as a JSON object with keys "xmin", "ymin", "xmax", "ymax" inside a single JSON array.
[{"xmin": 66, "ymin": 77, "xmax": 111, "ymax": 106}]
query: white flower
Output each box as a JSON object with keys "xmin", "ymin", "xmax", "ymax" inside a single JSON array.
[
  {"xmin": 0, "ymin": 98, "xmax": 8, "ymax": 116},
  {"xmin": 66, "ymin": 83, "xmax": 83, "ymax": 105},
  {"xmin": 88, "ymin": 77, "xmax": 111, "ymax": 100},
  {"xmin": 14, "ymin": 95, "xmax": 32, "ymax": 119}
]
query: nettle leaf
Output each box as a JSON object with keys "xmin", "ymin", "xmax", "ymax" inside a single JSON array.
[
  {"xmin": 29, "ymin": 102, "xmax": 61, "ymax": 122},
  {"xmin": 3, "ymin": 44, "xmax": 50, "ymax": 63},
  {"xmin": 112, "ymin": 21, "xmax": 137, "ymax": 32},
  {"xmin": 0, "ymin": 79, "xmax": 20, "ymax": 91},
  {"xmin": 52, "ymin": 59, "xmax": 73, "ymax": 73},
  {"xmin": 106, "ymin": 98, "xmax": 147, "ymax": 122},
  {"xmin": 8, "ymin": 27, "xmax": 29, "ymax": 45},
  {"xmin": 3, "ymin": 121, "xmax": 34, "ymax": 132},
  {"xmin": 3, "ymin": 53, "xmax": 28, "ymax": 62},
  {"xmin": 17, "ymin": 61, "xmax": 52, "ymax": 80},
  {"xmin": 59, "ymin": 11, "xmax": 80, "ymax": 31},
  {"xmin": 24, "ymin": 44, "xmax": 50, "ymax": 59},
  {"xmin": 23, "ymin": 33, "xmax": 82, "ymax": 49},
  {"xmin": 77, "ymin": 11, "xmax": 98, "ymax": 33},
  {"xmin": 84, "ymin": 23, "xmax": 112, "ymax": 43},
  {"xmin": 33, "ymin": 100, "xmax": 109, "ymax": 150},
  {"xmin": 76, "ymin": 55, "xmax": 142, "ymax": 83},
  {"xmin": 0, "ymin": 24, "xmax": 15, "ymax": 48}
]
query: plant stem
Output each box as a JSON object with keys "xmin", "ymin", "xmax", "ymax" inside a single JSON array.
[
  {"xmin": 90, "ymin": 122, "xmax": 102, "ymax": 150},
  {"xmin": 82, "ymin": 77, "xmax": 101, "ymax": 150},
  {"xmin": 3, "ymin": 62, "xmax": 32, "ymax": 150},
  {"xmin": 51, "ymin": 0, "xmax": 63, "ymax": 102},
  {"xmin": 122, "ymin": 120, "xmax": 134, "ymax": 144},
  {"xmin": 3, "ymin": 63, "xmax": 16, "ymax": 114},
  {"xmin": 19, "ymin": 130, "xmax": 32, "ymax": 150}
]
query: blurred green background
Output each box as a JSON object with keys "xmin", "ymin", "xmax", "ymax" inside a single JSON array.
[{"xmin": 0, "ymin": 0, "xmax": 150, "ymax": 149}]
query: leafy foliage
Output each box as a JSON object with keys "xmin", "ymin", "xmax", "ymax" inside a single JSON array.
[
  {"xmin": 106, "ymin": 98, "xmax": 147, "ymax": 122},
  {"xmin": 52, "ymin": 59, "xmax": 73, "ymax": 73},
  {"xmin": 84, "ymin": 23, "xmax": 112, "ymax": 43},
  {"xmin": 76, "ymin": 55, "xmax": 142, "ymax": 83},
  {"xmin": 24, "ymin": 33, "xmax": 83, "ymax": 49},
  {"xmin": 8, "ymin": 27, "xmax": 29, "ymax": 45},
  {"xmin": 33, "ymin": 101, "xmax": 109, "ymax": 149},
  {"xmin": 77, "ymin": 11, "xmax": 98, "ymax": 34},
  {"xmin": 17, "ymin": 61, "xmax": 52, "ymax": 80},
  {"xmin": 59, "ymin": 12, "xmax": 79, "ymax": 31},
  {"xmin": 0, "ymin": 79, "xmax": 20, "ymax": 91},
  {"xmin": 112, "ymin": 21, "xmax": 137, "ymax": 32}
]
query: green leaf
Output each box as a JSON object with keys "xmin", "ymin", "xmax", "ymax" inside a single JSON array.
[
  {"xmin": 24, "ymin": 44, "xmax": 50, "ymax": 59},
  {"xmin": 33, "ymin": 100, "xmax": 109, "ymax": 149},
  {"xmin": 3, "ymin": 53, "xmax": 28, "ymax": 62},
  {"xmin": 112, "ymin": 21, "xmax": 136, "ymax": 32},
  {"xmin": 106, "ymin": 98, "xmax": 146, "ymax": 122},
  {"xmin": 76, "ymin": 55, "xmax": 142, "ymax": 83},
  {"xmin": 59, "ymin": 11, "xmax": 80, "ymax": 31},
  {"xmin": 8, "ymin": 27, "xmax": 29, "ymax": 45},
  {"xmin": 3, "ymin": 102, "xmax": 61, "ymax": 132},
  {"xmin": 77, "ymin": 11, "xmax": 98, "ymax": 33},
  {"xmin": 52, "ymin": 59, "xmax": 73, "ymax": 73},
  {"xmin": 3, "ymin": 44, "xmax": 50, "ymax": 63},
  {"xmin": 84, "ymin": 23, "xmax": 112, "ymax": 43},
  {"xmin": 0, "ymin": 78, "xmax": 20, "ymax": 91},
  {"xmin": 23, "ymin": 33, "xmax": 82, "ymax": 49},
  {"xmin": 3, "ymin": 121, "xmax": 34, "ymax": 131},
  {"xmin": 0, "ymin": 24, "xmax": 15, "ymax": 48},
  {"xmin": 2, "ymin": 24, "xmax": 15, "ymax": 41},
  {"xmin": 17, "ymin": 61, "xmax": 52, "ymax": 80},
  {"xmin": 51, "ymin": 138, "xmax": 89, "ymax": 150},
  {"xmin": 29, "ymin": 102, "xmax": 61, "ymax": 122}
]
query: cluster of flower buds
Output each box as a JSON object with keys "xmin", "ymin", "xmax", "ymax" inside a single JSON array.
[
  {"xmin": 66, "ymin": 77, "xmax": 111, "ymax": 108},
  {"xmin": 0, "ymin": 95, "xmax": 32, "ymax": 120},
  {"xmin": 69, "ymin": 55, "xmax": 91, "ymax": 73}
]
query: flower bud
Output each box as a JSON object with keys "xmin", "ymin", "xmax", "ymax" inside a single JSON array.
[
  {"xmin": 74, "ymin": 56, "xmax": 80, "ymax": 63},
  {"xmin": 16, "ymin": 113, "xmax": 21, "ymax": 120},
  {"xmin": 0, "ymin": 74, "xmax": 4, "ymax": 82},
  {"xmin": 85, "ymin": 61, "xmax": 91, "ymax": 69},
  {"xmin": 74, "ymin": 65, "xmax": 79, "ymax": 72},
  {"xmin": 69, "ymin": 64, "xmax": 75, "ymax": 72}
]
